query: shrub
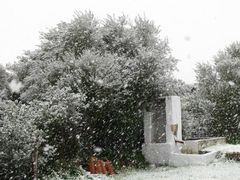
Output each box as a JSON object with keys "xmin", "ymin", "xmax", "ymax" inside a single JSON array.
[
  {"xmin": 225, "ymin": 152, "xmax": 240, "ymax": 161},
  {"xmin": 0, "ymin": 100, "xmax": 40, "ymax": 179}
]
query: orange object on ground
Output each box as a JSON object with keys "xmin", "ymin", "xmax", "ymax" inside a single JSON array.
[
  {"xmin": 100, "ymin": 160, "xmax": 107, "ymax": 174},
  {"xmin": 88, "ymin": 157, "xmax": 115, "ymax": 175},
  {"xmin": 95, "ymin": 160, "xmax": 102, "ymax": 173},
  {"xmin": 88, "ymin": 156, "xmax": 97, "ymax": 174},
  {"xmin": 105, "ymin": 160, "xmax": 115, "ymax": 175}
]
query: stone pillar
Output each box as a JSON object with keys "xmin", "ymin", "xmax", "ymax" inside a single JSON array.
[
  {"xmin": 165, "ymin": 96, "xmax": 182, "ymax": 143},
  {"xmin": 142, "ymin": 96, "xmax": 182, "ymax": 165}
]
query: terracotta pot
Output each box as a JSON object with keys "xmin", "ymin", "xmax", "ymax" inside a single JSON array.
[
  {"xmin": 88, "ymin": 156, "xmax": 97, "ymax": 174},
  {"xmin": 95, "ymin": 160, "xmax": 103, "ymax": 173},
  {"xmin": 100, "ymin": 160, "xmax": 107, "ymax": 174},
  {"xmin": 105, "ymin": 160, "xmax": 115, "ymax": 175}
]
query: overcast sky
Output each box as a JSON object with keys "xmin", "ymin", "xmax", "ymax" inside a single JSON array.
[{"xmin": 1, "ymin": 0, "xmax": 240, "ymax": 84}]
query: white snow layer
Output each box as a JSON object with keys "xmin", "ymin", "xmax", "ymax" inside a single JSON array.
[
  {"xmin": 111, "ymin": 144, "xmax": 240, "ymax": 180},
  {"xmin": 114, "ymin": 161, "xmax": 240, "ymax": 180},
  {"xmin": 203, "ymin": 144, "xmax": 240, "ymax": 153},
  {"xmin": 8, "ymin": 79, "xmax": 23, "ymax": 93}
]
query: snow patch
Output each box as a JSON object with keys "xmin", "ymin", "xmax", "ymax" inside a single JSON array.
[
  {"xmin": 228, "ymin": 81, "xmax": 235, "ymax": 86},
  {"xmin": 116, "ymin": 161, "xmax": 240, "ymax": 180},
  {"xmin": 8, "ymin": 79, "xmax": 23, "ymax": 93},
  {"xmin": 203, "ymin": 144, "xmax": 240, "ymax": 153},
  {"xmin": 96, "ymin": 79, "xmax": 103, "ymax": 85},
  {"xmin": 94, "ymin": 147, "xmax": 102, "ymax": 153}
]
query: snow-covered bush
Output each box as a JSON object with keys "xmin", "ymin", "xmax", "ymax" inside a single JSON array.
[
  {"xmin": 0, "ymin": 65, "xmax": 12, "ymax": 100},
  {"xmin": 195, "ymin": 42, "xmax": 240, "ymax": 143},
  {"xmin": 4, "ymin": 12, "xmax": 177, "ymax": 177},
  {"xmin": 0, "ymin": 100, "xmax": 41, "ymax": 179},
  {"xmin": 182, "ymin": 90, "xmax": 215, "ymax": 139}
]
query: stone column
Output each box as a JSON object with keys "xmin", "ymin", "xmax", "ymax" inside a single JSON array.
[{"xmin": 165, "ymin": 96, "xmax": 182, "ymax": 143}]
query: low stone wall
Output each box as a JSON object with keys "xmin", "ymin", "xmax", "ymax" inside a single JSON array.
[
  {"xmin": 182, "ymin": 137, "xmax": 226, "ymax": 154},
  {"xmin": 169, "ymin": 151, "xmax": 218, "ymax": 167},
  {"xmin": 142, "ymin": 143, "xmax": 174, "ymax": 165},
  {"xmin": 142, "ymin": 142, "xmax": 219, "ymax": 167}
]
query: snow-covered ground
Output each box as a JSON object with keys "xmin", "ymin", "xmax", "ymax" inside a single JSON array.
[
  {"xmin": 114, "ymin": 160, "xmax": 240, "ymax": 180},
  {"xmin": 86, "ymin": 144, "xmax": 240, "ymax": 180},
  {"xmin": 112, "ymin": 144, "xmax": 240, "ymax": 180},
  {"xmin": 85, "ymin": 160, "xmax": 240, "ymax": 180}
]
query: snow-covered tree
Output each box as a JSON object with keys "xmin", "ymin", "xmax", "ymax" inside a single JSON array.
[
  {"xmin": 0, "ymin": 65, "xmax": 10, "ymax": 100},
  {"xmin": 195, "ymin": 42, "xmax": 240, "ymax": 143},
  {"xmin": 4, "ymin": 12, "xmax": 178, "ymax": 177}
]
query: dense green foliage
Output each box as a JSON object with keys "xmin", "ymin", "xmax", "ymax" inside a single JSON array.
[
  {"xmin": 0, "ymin": 12, "xmax": 178, "ymax": 179},
  {"xmin": 181, "ymin": 87, "xmax": 215, "ymax": 139},
  {"xmin": 194, "ymin": 42, "xmax": 240, "ymax": 143},
  {"xmin": 0, "ymin": 101, "xmax": 40, "ymax": 179},
  {"xmin": 0, "ymin": 65, "xmax": 10, "ymax": 100}
]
